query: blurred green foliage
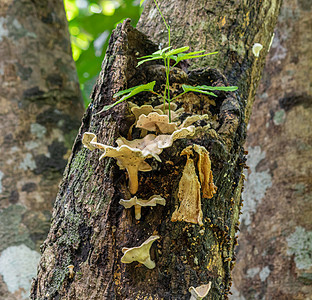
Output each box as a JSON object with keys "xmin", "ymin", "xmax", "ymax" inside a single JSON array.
[{"xmin": 64, "ymin": 0, "xmax": 142, "ymax": 106}]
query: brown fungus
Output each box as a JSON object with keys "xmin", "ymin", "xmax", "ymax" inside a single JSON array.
[
  {"xmin": 82, "ymin": 132, "xmax": 97, "ymax": 150},
  {"xmin": 119, "ymin": 195, "xmax": 166, "ymax": 220},
  {"xmin": 193, "ymin": 144, "xmax": 217, "ymax": 199},
  {"xmin": 189, "ymin": 282, "xmax": 212, "ymax": 300},
  {"xmin": 121, "ymin": 235, "xmax": 160, "ymax": 269},
  {"xmin": 171, "ymin": 144, "xmax": 217, "ymax": 225},
  {"xmin": 171, "ymin": 146, "xmax": 203, "ymax": 226}
]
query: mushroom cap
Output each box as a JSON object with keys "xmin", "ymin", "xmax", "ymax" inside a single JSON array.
[
  {"xmin": 136, "ymin": 112, "xmax": 178, "ymax": 134},
  {"xmin": 179, "ymin": 114, "xmax": 209, "ymax": 129},
  {"xmin": 119, "ymin": 195, "xmax": 166, "ymax": 209},
  {"xmin": 189, "ymin": 282, "xmax": 212, "ymax": 299},
  {"xmin": 67, "ymin": 265, "xmax": 74, "ymax": 270},
  {"xmin": 252, "ymin": 43, "xmax": 263, "ymax": 57},
  {"xmin": 117, "ymin": 125, "xmax": 195, "ymax": 161},
  {"xmin": 121, "ymin": 235, "xmax": 160, "ymax": 269},
  {"xmin": 82, "ymin": 132, "xmax": 97, "ymax": 150}
]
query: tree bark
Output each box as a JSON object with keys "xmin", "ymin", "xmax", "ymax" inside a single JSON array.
[
  {"xmin": 31, "ymin": 1, "xmax": 281, "ymax": 299},
  {"xmin": 231, "ymin": 0, "xmax": 312, "ymax": 299},
  {"xmin": 0, "ymin": 0, "xmax": 84, "ymax": 299}
]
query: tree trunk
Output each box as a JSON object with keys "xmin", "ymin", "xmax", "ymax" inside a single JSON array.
[
  {"xmin": 231, "ymin": 0, "xmax": 312, "ymax": 299},
  {"xmin": 31, "ymin": 1, "xmax": 281, "ymax": 299},
  {"xmin": 0, "ymin": 0, "xmax": 84, "ymax": 299}
]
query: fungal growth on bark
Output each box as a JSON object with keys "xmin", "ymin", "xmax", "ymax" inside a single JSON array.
[
  {"xmin": 189, "ymin": 282, "xmax": 212, "ymax": 300},
  {"xmin": 82, "ymin": 126, "xmax": 195, "ymax": 194},
  {"xmin": 193, "ymin": 144, "xmax": 217, "ymax": 198},
  {"xmin": 119, "ymin": 195, "xmax": 166, "ymax": 220},
  {"xmin": 82, "ymin": 132, "xmax": 97, "ymax": 150},
  {"xmin": 171, "ymin": 146, "xmax": 203, "ymax": 225},
  {"xmin": 171, "ymin": 145, "xmax": 217, "ymax": 225},
  {"xmin": 121, "ymin": 235, "xmax": 160, "ymax": 269},
  {"xmin": 136, "ymin": 112, "xmax": 178, "ymax": 134}
]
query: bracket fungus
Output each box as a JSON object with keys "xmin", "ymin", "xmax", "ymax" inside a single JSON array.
[
  {"xmin": 171, "ymin": 145, "xmax": 217, "ymax": 226},
  {"xmin": 171, "ymin": 146, "xmax": 203, "ymax": 225},
  {"xmin": 82, "ymin": 127, "xmax": 194, "ymax": 194},
  {"xmin": 121, "ymin": 235, "xmax": 160, "ymax": 269},
  {"xmin": 82, "ymin": 132, "xmax": 97, "ymax": 150},
  {"xmin": 189, "ymin": 282, "xmax": 211, "ymax": 300},
  {"xmin": 136, "ymin": 112, "xmax": 178, "ymax": 134},
  {"xmin": 193, "ymin": 144, "xmax": 217, "ymax": 199},
  {"xmin": 67, "ymin": 265, "xmax": 75, "ymax": 279},
  {"xmin": 119, "ymin": 195, "xmax": 166, "ymax": 220},
  {"xmin": 252, "ymin": 43, "xmax": 263, "ymax": 57}
]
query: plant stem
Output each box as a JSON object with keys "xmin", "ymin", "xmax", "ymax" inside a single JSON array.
[
  {"xmin": 154, "ymin": 0, "xmax": 172, "ymax": 121},
  {"xmin": 170, "ymin": 91, "xmax": 187, "ymax": 102},
  {"xmin": 153, "ymin": 0, "xmax": 170, "ymax": 45}
]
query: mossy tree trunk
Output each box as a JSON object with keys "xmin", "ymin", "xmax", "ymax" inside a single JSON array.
[
  {"xmin": 31, "ymin": 1, "xmax": 281, "ymax": 299},
  {"xmin": 231, "ymin": 0, "xmax": 312, "ymax": 298},
  {"xmin": 0, "ymin": 0, "xmax": 84, "ymax": 299}
]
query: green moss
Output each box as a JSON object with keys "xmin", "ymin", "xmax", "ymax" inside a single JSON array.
[
  {"xmin": 48, "ymin": 254, "xmax": 72, "ymax": 298},
  {"xmin": 57, "ymin": 212, "xmax": 82, "ymax": 249}
]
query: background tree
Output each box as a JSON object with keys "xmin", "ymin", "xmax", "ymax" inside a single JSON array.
[
  {"xmin": 231, "ymin": 0, "xmax": 312, "ymax": 299},
  {"xmin": 31, "ymin": 0, "xmax": 282, "ymax": 299},
  {"xmin": 0, "ymin": 1, "xmax": 84, "ymax": 299}
]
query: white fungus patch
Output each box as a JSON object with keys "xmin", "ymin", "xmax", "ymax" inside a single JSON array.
[
  {"xmin": 0, "ymin": 244, "xmax": 41, "ymax": 299},
  {"xmin": 259, "ymin": 266, "xmax": 271, "ymax": 281},
  {"xmin": 19, "ymin": 153, "xmax": 37, "ymax": 171},
  {"xmin": 286, "ymin": 226, "xmax": 312, "ymax": 270},
  {"xmin": 252, "ymin": 43, "xmax": 263, "ymax": 57},
  {"xmin": 241, "ymin": 146, "xmax": 272, "ymax": 228},
  {"xmin": 30, "ymin": 123, "xmax": 47, "ymax": 139},
  {"xmin": 0, "ymin": 170, "xmax": 4, "ymax": 193}
]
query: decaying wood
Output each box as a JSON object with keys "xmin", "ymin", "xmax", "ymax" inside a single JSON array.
[{"xmin": 31, "ymin": 0, "xmax": 282, "ymax": 297}]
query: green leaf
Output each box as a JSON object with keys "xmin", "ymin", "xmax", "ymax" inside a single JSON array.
[
  {"xmin": 182, "ymin": 84, "xmax": 238, "ymax": 97},
  {"xmin": 137, "ymin": 56, "xmax": 163, "ymax": 67},
  {"xmin": 165, "ymin": 46, "xmax": 189, "ymax": 57},
  {"xmin": 113, "ymin": 86, "xmax": 138, "ymax": 98},
  {"xmin": 140, "ymin": 0, "xmax": 145, "ymax": 6},
  {"xmin": 175, "ymin": 51, "xmax": 218, "ymax": 64},
  {"xmin": 102, "ymin": 81, "xmax": 156, "ymax": 111},
  {"xmin": 195, "ymin": 85, "xmax": 238, "ymax": 92},
  {"xmin": 182, "ymin": 85, "xmax": 217, "ymax": 97}
]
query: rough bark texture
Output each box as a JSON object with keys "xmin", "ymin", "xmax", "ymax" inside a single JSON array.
[
  {"xmin": 31, "ymin": 1, "xmax": 281, "ymax": 299},
  {"xmin": 231, "ymin": 0, "xmax": 312, "ymax": 299},
  {"xmin": 0, "ymin": 0, "xmax": 84, "ymax": 299}
]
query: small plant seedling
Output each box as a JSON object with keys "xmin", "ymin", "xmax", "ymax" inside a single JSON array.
[{"xmin": 102, "ymin": 0, "xmax": 238, "ymax": 122}]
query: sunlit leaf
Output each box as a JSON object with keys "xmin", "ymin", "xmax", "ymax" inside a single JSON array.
[
  {"xmin": 165, "ymin": 46, "xmax": 189, "ymax": 57},
  {"xmin": 174, "ymin": 51, "xmax": 218, "ymax": 65},
  {"xmin": 102, "ymin": 81, "xmax": 156, "ymax": 111},
  {"xmin": 195, "ymin": 85, "xmax": 238, "ymax": 92},
  {"xmin": 140, "ymin": 0, "xmax": 145, "ymax": 6},
  {"xmin": 182, "ymin": 84, "xmax": 238, "ymax": 97},
  {"xmin": 137, "ymin": 56, "xmax": 163, "ymax": 67},
  {"xmin": 182, "ymin": 85, "xmax": 217, "ymax": 97}
]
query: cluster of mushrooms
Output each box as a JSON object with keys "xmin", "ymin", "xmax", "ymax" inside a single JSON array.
[{"xmin": 82, "ymin": 102, "xmax": 216, "ymax": 299}]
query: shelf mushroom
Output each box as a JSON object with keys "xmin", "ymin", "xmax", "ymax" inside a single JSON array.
[
  {"xmin": 82, "ymin": 126, "xmax": 195, "ymax": 194},
  {"xmin": 189, "ymin": 282, "xmax": 211, "ymax": 300},
  {"xmin": 119, "ymin": 195, "xmax": 166, "ymax": 220},
  {"xmin": 121, "ymin": 235, "xmax": 160, "ymax": 269}
]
